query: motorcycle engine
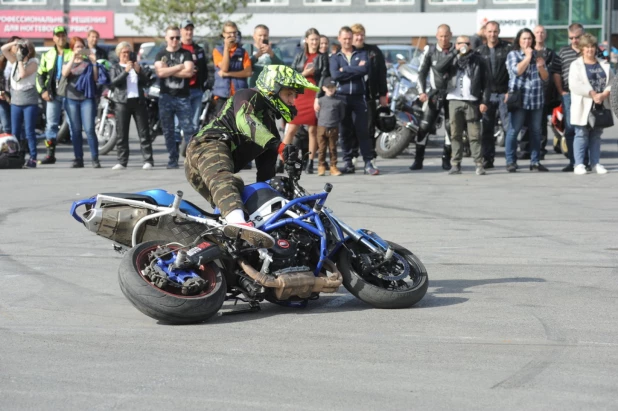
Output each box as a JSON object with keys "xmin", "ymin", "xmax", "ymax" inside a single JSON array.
[{"xmin": 269, "ymin": 231, "xmax": 315, "ymax": 273}]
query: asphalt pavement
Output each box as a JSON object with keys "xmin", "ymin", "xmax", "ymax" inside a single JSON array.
[{"xmin": 2, "ymin": 128, "xmax": 618, "ymax": 410}]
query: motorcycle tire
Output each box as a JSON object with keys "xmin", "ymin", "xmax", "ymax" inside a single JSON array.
[
  {"xmin": 338, "ymin": 240, "xmax": 428, "ymax": 309},
  {"xmin": 96, "ymin": 117, "xmax": 117, "ymax": 155},
  {"xmin": 610, "ymin": 75, "xmax": 618, "ymax": 120},
  {"xmin": 495, "ymin": 126, "xmax": 505, "ymax": 148},
  {"xmin": 57, "ymin": 118, "xmax": 71, "ymax": 144},
  {"xmin": 561, "ymin": 135, "xmax": 569, "ymax": 158},
  {"xmin": 118, "ymin": 240, "xmax": 226, "ymax": 324},
  {"xmin": 463, "ymin": 132, "xmax": 471, "ymax": 158},
  {"xmin": 179, "ymin": 138, "xmax": 188, "ymax": 158},
  {"xmin": 375, "ymin": 123, "xmax": 413, "ymax": 159}
]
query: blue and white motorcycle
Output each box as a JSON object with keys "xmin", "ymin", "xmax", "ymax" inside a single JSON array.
[{"xmin": 70, "ymin": 156, "xmax": 428, "ymax": 324}]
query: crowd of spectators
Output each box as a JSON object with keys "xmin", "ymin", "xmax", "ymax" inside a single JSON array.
[{"xmin": 0, "ymin": 20, "xmax": 614, "ymax": 176}]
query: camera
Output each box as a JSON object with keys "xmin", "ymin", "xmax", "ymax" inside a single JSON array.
[
  {"xmin": 129, "ymin": 51, "xmax": 137, "ymax": 62},
  {"xmin": 263, "ymin": 39, "xmax": 269, "ymax": 45},
  {"xmin": 15, "ymin": 43, "xmax": 29, "ymax": 61}
]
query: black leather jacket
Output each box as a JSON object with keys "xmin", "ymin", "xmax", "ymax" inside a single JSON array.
[
  {"xmin": 291, "ymin": 51, "xmax": 329, "ymax": 98},
  {"xmin": 475, "ymin": 40, "xmax": 512, "ymax": 94},
  {"xmin": 436, "ymin": 50, "xmax": 491, "ymax": 106},
  {"xmin": 358, "ymin": 43, "xmax": 388, "ymax": 100},
  {"xmin": 108, "ymin": 63, "xmax": 150, "ymax": 103},
  {"xmin": 417, "ymin": 43, "xmax": 456, "ymax": 95},
  {"xmin": 183, "ymin": 42, "xmax": 209, "ymax": 91}
]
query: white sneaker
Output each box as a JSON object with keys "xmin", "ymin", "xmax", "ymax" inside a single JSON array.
[
  {"xmin": 573, "ymin": 164, "xmax": 587, "ymax": 175},
  {"xmin": 222, "ymin": 222, "xmax": 275, "ymax": 248},
  {"xmin": 142, "ymin": 162, "xmax": 153, "ymax": 170},
  {"xmin": 594, "ymin": 164, "xmax": 608, "ymax": 174},
  {"xmin": 112, "ymin": 164, "xmax": 126, "ymax": 170},
  {"xmin": 370, "ymin": 158, "xmax": 379, "ymax": 170}
]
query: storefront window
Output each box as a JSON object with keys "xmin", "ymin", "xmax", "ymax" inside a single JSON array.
[
  {"xmin": 539, "ymin": 0, "xmax": 568, "ymax": 26},
  {"xmin": 571, "ymin": 0, "xmax": 603, "ymax": 25},
  {"xmin": 544, "ymin": 28, "xmax": 569, "ymax": 51}
]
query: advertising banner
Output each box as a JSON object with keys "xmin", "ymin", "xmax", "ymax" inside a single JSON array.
[
  {"xmin": 476, "ymin": 9, "xmax": 537, "ymax": 38},
  {"xmin": 0, "ymin": 11, "xmax": 115, "ymax": 39}
]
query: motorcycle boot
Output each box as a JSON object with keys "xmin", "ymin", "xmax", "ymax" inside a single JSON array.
[
  {"xmin": 409, "ymin": 144, "xmax": 425, "ymax": 170},
  {"xmin": 441, "ymin": 144, "xmax": 452, "ymax": 170},
  {"xmin": 39, "ymin": 139, "xmax": 57, "ymax": 165}
]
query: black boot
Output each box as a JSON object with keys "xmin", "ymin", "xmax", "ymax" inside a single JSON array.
[
  {"xmin": 305, "ymin": 159, "xmax": 314, "ymax": 174},
  {"xmin": 39, "ymin": 139, "xmax": 57, "ymax": 165},
  {"xmin": 409, "ymin": 144, "xmax": 425, "ymax": 170},
  {"xmin": 441, "ymin": 145, "xmax": 452, "ymax": 171}
]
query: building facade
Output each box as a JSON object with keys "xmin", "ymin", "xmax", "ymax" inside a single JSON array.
[{"xmin": 0, "ymin": 0, "xmax": 615, "ymax": 49}]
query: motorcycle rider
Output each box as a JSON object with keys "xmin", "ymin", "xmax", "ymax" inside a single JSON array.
[
  {"xmin": 411, "ymin": 24, "xmax": 455, "ymax": 171},
  {"xmin": 185, "ymin": 65, "xmax": 319, "ymax": 248},
  {"xmin": 36, "ymin": 26, "xmax": 71, "ymax": 165},
  {"xmin": 476, "ymin": 21, "xmax": 512, "ymax": 169}
]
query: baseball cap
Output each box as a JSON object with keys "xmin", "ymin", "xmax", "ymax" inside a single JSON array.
[
  {"xmin": 322, "ymin": 77, "xmax": 336, "ymax": 87},
  {"xmin": 180, "ymin": 19, "xmax": 194, "ymax": 29},
  {"xmin": 53, "ymin": 26, "xmax": 67, "ymax": 35}
]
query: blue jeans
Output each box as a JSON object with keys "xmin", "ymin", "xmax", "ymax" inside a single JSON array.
[
  {"xmin": 562, "ymin": 94, "xmax": 576, "ymax": 166},
  {"xmin": 11, "ymin": 104, "xmax": 39, "ymax": 160},
  {"xmin": 0, "ymin": 100, "xmax": 10, "ymax": 133},
  {"xmin": 45, "ymin": 95, "xmax": 69, "ymax": 141},
  {"xmin": 505, "ymin": 107, "xmax": 543, "ymax": 165},
  {"xmin": 174, "ymin": 88, "xmax": 203, "ymax": 143},
  {"xmin": 574, "ymin": 126, "xmax": 603, "ymax": 167},
  {"xmin": 65, "ymin": 98, "xmax": 99, "ymax": 160},
  {"xmin": 159, "ymin": 93, "xmax": 195, "ymax": 161}
]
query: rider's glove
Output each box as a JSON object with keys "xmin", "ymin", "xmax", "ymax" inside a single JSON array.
[{"xmin": 283, "ymin": 144, "xmax": 300, "ymax": 165}]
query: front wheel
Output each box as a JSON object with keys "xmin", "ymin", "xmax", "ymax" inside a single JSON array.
[
  {"xmin": 338, "ymin": 241, "xmax": 428, "ymax": 309},
  {"xmin": 118, "ymin": 240, "xmax": 226, "ymax": 324},
  {"xmin": 375, "ymin": 123, "xmax": 413, "ymax": 159},
  {"xmin": 96, "ymin": 116, "xmax": 117, "ymax": 155}
]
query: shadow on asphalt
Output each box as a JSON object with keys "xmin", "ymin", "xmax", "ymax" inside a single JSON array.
[{"xmin": 414, "ymin": 277, "xmax": 546, "ymax": 309}]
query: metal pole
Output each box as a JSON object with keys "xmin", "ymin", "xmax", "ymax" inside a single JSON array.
[{"xmin": 63, "ymin": 0, "xmax": 70, "ymax": 33}]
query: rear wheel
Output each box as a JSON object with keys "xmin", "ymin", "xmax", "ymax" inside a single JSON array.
[
  {"xmin": 118, "ymin": 240, "xmax": 226, "ymax": 324},
  {"xmin": 338, "ymin": 241, "xmax": 428, "ymax": 309}
]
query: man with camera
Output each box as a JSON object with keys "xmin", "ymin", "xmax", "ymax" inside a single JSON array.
[
  {"xmin": 154, "ymin": 25, "xmax": 196, "ymax": 169},
  {"xmin": 36, "ymin": 26, "xmax": 71, "ymax": 165},
  {"xmin": 87, "ymin": 30, "xmax": 109, "ymax": 61},
  {"xmin": 245, "ymin": 24, "xmax": 284, "ymax": 88},
  {"xmin": 436, "ymin": 35, "xmax": 491, "ymax": 175},
  {"xmin": 212, "ymin": 21, "xmax": 252, "ymax": 114}
]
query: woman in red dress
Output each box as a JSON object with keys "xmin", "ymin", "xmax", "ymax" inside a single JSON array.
[{"xmin": 282, "ymin": 28, "xmax": 329, "ymax": 173}]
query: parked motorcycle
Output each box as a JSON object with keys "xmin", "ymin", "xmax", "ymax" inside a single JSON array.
[
  {"xmin": 375, "ymin": 63, "xmax": 422, "ymax": 159},
  {"xmin": 69, "ymin": 152, "xmax": 428, "ymax": 324},
  {"xmin": 95, "ymin": 88, "xmax": 117, "ymax": 155}
]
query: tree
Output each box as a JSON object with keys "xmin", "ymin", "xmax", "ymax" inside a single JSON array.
[{"xmin": 126, "ymin": 0, "xmax": 252, "ymax": 38}]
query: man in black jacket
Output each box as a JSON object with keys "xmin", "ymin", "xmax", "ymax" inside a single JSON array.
[
  {"xmin": 178, "ymin": 19, "xmax": 210, "ymax": 135},
  {"xmin": 437, "ymin": 35, "xmax": 491, "ymax": 175},
  {"xmin": 350, "ymin": 23, "xmax": 388, "ymax": 168},
  {"xmin": 412, "ymin": 24, "xmax": 455, "ymax": 171},
  {"xmin": 476, "ymin": 21, "xmax": 511, "ymax": 169},
  {"xmin": 87, "ymin": 30, "xmax": 109, "ymax": 61}
]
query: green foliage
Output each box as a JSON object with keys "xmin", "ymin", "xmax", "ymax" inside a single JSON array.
[{"xmin": 126, "ymin": 0, "xmax": 252, "ymax": 38}]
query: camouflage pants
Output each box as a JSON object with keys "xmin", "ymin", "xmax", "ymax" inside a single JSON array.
[{"xmin": 185, "ymin": 138, "xmax": 245, "ymax": 218}]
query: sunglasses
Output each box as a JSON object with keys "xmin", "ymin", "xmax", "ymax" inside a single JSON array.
[
  {"xmin": 169, "ymin": 36, "xmax": 181, "ymax": 41},
  {"xmin": 457, "ymin": 42, "xmax": 471, "ymax": 45},
  {"xmin": 569, "ymin": 35, "xmax": 581, "ymax": 40}
]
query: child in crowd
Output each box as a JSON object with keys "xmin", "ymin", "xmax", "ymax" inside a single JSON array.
[{"xmin": 316, "ymin": 77, "xmax": 345, "ymax": 176}]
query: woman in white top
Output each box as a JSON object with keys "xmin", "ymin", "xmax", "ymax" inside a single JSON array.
[
  {"xmin": 568, "ymin": 33, "xmax": 613, "ymax": 175},
  {"xmin": 108, "ymin": 42, "xmax": 154, "ymax": 170},
  {"xmin": 0, "ymin": 39, "xmax": 39, "ymax": 168}
]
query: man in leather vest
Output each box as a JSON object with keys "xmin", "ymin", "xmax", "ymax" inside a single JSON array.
[
  {"xmin": 212, "ymin": 21, "xmax": 252, "ymax": 115},
  {"xmin": 476, "ymin": 21, "xmax": 511, "ymax": 169},
  {"xmin": 411, "ymin": 24, "xmax": 455, "ymax": 171},
  {"xmin": 437, "ymin": 36, "xmax": 491, "ymax": 175}
]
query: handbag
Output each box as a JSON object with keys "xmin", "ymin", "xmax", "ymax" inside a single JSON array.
[
  {"xmin": 588, "ymin": 104, "xmax": 614, "ymax": 129},
  {"xmin": 56, "ymin": 76, "xmax": 68, "ymax": 97},
  {"xmin": 506, "ymin": 89, "xmax": 522, "ymax": 112}
]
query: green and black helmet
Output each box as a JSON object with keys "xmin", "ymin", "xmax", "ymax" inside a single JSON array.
[{"xmin": 255, "ymin": 65, "xmax": 320, "ymax": 122}]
